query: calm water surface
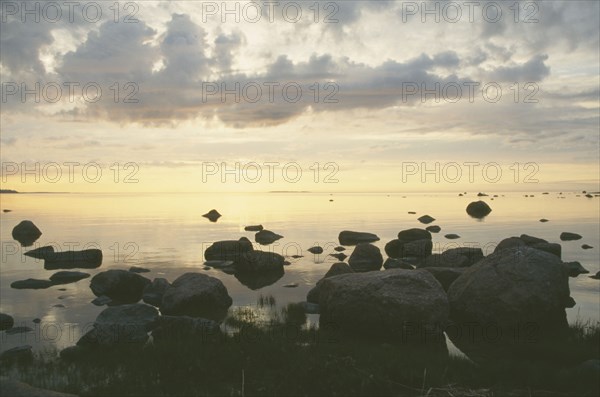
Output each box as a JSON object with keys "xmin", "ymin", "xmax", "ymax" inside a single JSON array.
[{"xmin": 1, "ymin": 192, "xmax": 599, "ymax": 353}]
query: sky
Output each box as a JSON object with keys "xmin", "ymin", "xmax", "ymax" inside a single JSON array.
[{"xmin": 0, "ymin": 0, "xmax": 599, "ymax": 193}]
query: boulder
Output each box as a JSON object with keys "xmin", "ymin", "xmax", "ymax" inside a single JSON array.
[
  {"xmin": 0, "ymin": 346, "xmax": 33, "ymax": 364},
  {"xmin": 244, "ymin": 225, "xmax": 263, "ymax": 231},
  {"xmin": 385, "ymin": 239, "xmax": 432, "ymax": 259},
  {"xmin": 11, "ymin": 278, "xmax": 53, "ymax": 289},
  {"xmin": 307, "ymin": 246, "xmax": 323, "ymax": 254},
  {"xmin": 466, "ymin": 201, "xmax": 492, "ymax": 218},
  {"xmin": 142, "ymin": 278, "xmax": 171, "ymax": 307},
  {"xmin": 397, "ymin": 228, "xmax": 432, "ymax": 242},
  {"xmin": 495, "ymin": 235, "xmax": 561, "ymax": 258},
  {"xmin": 532, "ymin": 242, "xmax": 562, "ymax": 258},
  {"xmin": 447, "ymin": 247, "xmax": 573, "ymax": 362},
  {"xmin": 420, "ymin": 254, "xmax": 469, "ymax": 269},
  {"xmin": 90, "ymin": 270, "xmax": 151, "ymax": 304},
  {"xmin": 590, "ymin": 271, "xmax": 600, "ymax": 280},
  {"xmin": 11, "ymin": 220, "xmax": 42, "ymax": 246},
  {"xmin": 338, "ymin": 230, "xmax": 380, "ymax": 246},
  {"xmin": 494, "ymin": 237, "xmax": 526, "ymax": 252},
  {"xmin": 318, "ymin": 269, "xmax": 449, "ymax": 344},
  {"xmin": 202, "ymin": 209, "xmax": 221, "ymax": 222},
  {"xmin": 422, "ymin": 267, "xmax": 466, "ymax": 291},
  {"xmin": 129, "ymin": 266, "xmax": 150, "ymax": 273},
  {"xmin": 383, "ymin": 258, "xmax": 413, "ymax": 270},
  {"xmin": 563, "ymin": 261, "xmax": 589, "ymax": 277},
  {"xmin": 23, "ymin": 245, "xmax": 54, "ymax": 259},
  {"xmin": 426, "ymin": 225, "xmax": 441, "ymax": 233},
  {"xmin": 160, "ymin": 273, "xmax": 232, "ymax": 319},
  {"xmin": 441, "ymin": 247, "xmax": 484, "ymax": 266},
  {"xmin": 0, "ymin": 313, "xmax": 14, "ymax": 331},
  {"xmin": 306, "ymin": 263, "xmax": 354, "ymax": 304},
  {"xmin": 43, "ymin": 249, "xmax": 103, "ymax": 270},
  {"xmin": 234, "ymin": 251, "xmax": 285, "ymax": 274},
  {"xmin": 49, "ymin": 271, "xmax": 90, "ymax": 284},
  {"xmin": 204, "ymin": 238, "xmax": 253, "ymax": 261},
  {"xmin": 152, "ymin": 316, "xmax": 221, "ymax": 343},
  {"xmin": 348, "ymin": 243, "xmax": 383, "ymax": 272},
  {"xmin": 560, "ymin": 232, "xmax": 582, "ymax": 241},
  {"xmin": 417, "ymin": 215, "xmax": 435, "ymax": 224},
  {"xmin": 255, "ymin": 230, "xmax": 284, "ymax": 245},
  {"xmin": 329, "ymin": 252, "xmax": 347, "ymax": 261}
]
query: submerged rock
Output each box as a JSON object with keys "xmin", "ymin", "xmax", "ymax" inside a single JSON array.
[
  {"xmin": 160, "ymin": 273, "xmax": 232, "ymax": 319},
  {"xmin": 338, "ymin": 230, "xmax": 380, "ymax": 246},
  {"xmin": 11, "ymin": 220, "xmax": 42, "ymax": 246},
  {"xmin": 90, "ymin": 270, "xmax": 151, "ymax": 304},
  {"xmin": 348, "ymin": 243, "xmax": 383, "ymax": 272},
  {"xmin": 466, "ymin": 201, "xmax": 492, "ymax": 218}
]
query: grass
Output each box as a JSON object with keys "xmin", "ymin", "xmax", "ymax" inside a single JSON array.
[{"xmin": 1, "ymin": 299, "xmax": 598, "ymax": 396}]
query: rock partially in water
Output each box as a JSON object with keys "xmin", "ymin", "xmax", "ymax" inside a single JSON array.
[
  {"xmin": 255, "ymin": 230, "xmax": 284, "ymax": 245},
  {"xmin": 444, "ymin": 234, "xmax": 460, "ymax": 240},
  {"xmin": 234, "ymin": 269, "xmax": 284, "ymax": 290},
  {"xmin": 307, "ymin": 263, "xmax": 354, "ymax": 304},
  {"xmin": 397, "ymin": 228, "xmax": 432, "ymax": 242},
  {"xmin": 447, "ymin": 247, "xmax": 572, "ymax": 363},
  {"xmin": 426, "ymin": 225, "xmax": 441, "ymax": 233},
  {"xmin": 307, "ymin": 246, "xmax": 323, "ymax": 254},
  {"xmin": 582, "ymin": 244, "xmax": 593, "ymax": 249},
  {"xmin": 563, "ymin": 261, "xmax": 589, "ymax": 277},
  {"xmin": 334, "ymin": 246, "xmax": 346, "ymax": 252},
  {"xmin": 5, "ymin": 326, "xmax": 33, "ymax": 335},
  {"xmin": 11, "ymin": 278, "xmax": 53, "ymax": 289},
  {"xmin": 422, "ymin": 267, "xmax": 466, "ymax": 291},
  {"xmin": 160, "ymin": 273, "xmax": 232, "ymax": 319},
  {"xmin": 49, "ymin": 271, "xmax": 90, "ymax": 284},
  {"xmin": 590, "ymin": 271, "xmax": 600, "ymax": 280},
  {"xmin": 234, "ymin": 251, "xmax": 285, "ymax": 274},
  {"xmin": 142, "ymin": 278, "xmax": 171, "ymax": 307},
  {"xmin": 383, "ymin": 258, "xmax": 413, "ymax": 270},
  {"xmin": 495, "ymin": 235, "xmax": 561, "ymax": 258},
  {"xmin": 202, "ymin": 209, "xmax": 221, "ymax": 222},
  {"xmin": 560, "ymin": 232, "xmax": 582, "ymax": 241},
  {"xmin": 338, "ymin": 230, "xmax": 380, "ymax": 246},
  {"xmin": 11, "ymin": 220, "xmax": 42, "ymax": 247},
  {"xmin": 348, "ymin": 243, "xmax": 383, "ymax": 272},
  {"xmin": 417, "ymin": 215, "xmax": 435, "ymax": 224},
  {"xmin": 0, "ymin": 345, "xmax": 33, "ymax": 364},
  {"xmin": 244, "ymin": 224, "xmax": 263, "ymax": 231},
  {"xmin": 466, "ymin": 201, "xmax": 492, "ymax": 218},
  {"xmin": 204, "ymin": 238, "xmax": 253, "ymax": 261},
  {"xmin": 329, "ymin": 252, "xmax": 347, "ymax": 261},
  {"xmin": 23, "ymin": 245, "xmax": 55, "ymax": 259},
  {"xmin": 318, "ymin": 269, "xmax": 449, "ymax": 344},
  {"xmin": 0, "ymin": 313, "xmax": 14, "ymax": 331},
  {"xmin": 129, "ymin": 266, "xmax": 150, "ymax": 273},
  {"xmin": 90, "ymin": 270, "xmax": 151, "ymax": 304},
  {"xmin": 539, "ymin": 218, "xmax": 549, "ymax": 222},
  {"xmin": 43, "ymin": 249, "xmax": 103, "ymax": 270}
]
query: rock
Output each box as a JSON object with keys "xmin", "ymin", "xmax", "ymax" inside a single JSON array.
[
  {"xmin": 531, "ymin": 242, "xmax": 562, "ymax": 258},
  {"xmin": 477, "ymin": 192, "xmax": 488, "ymax": 196},
  {"xmin": 0, "ymin": 313, "xmax": 14, "ymax": 331},
  {"xmin": 466, "ymin": 201, "xmax": 492, "ymax": 218},
  {"xmin": 445, "ymin": 234, "xmax": 460, "ymax": 239},
  {"xmin": 49, "ymin": 271, "xmax": 90, "ymax": 284},
  {"xmin": 11, "ymin": 220, "xmax": 42, "ymax": 246},
  {"xmin": 234, "ymin": 251, "xmax": 285, "ymax": 274},
  {"xmin": 447, "ymin": 247, "xmax": 573, "ymax": 362},
  {"xmin": 53, "ymin": 304, "xmax": 65, "ymax": 308},
  {"xmin": 202, "ymin": 209, "xmax": 221, "ymax": 222},
  {"xmin": 204, "ymin": 238, "xmax": 253, "ymax": 261},
  {"xmin": 0, "ymin": 345, "xmax": 33, "ymax": 364},
  {"xmin": 318, "ymin": 269, "xmax": 449, "ymax": 343},
  {"xmin": 442, "ymin": 247, "xmax": 484, "ymax": 266},
  {"xmin": 142, "ymin": 278, "xmax": 171, "ymax": 307},
  {"xmin": 307, "ymin": 246, "xmax": 323, "ymax": 254},
  {"xmin": 338, "ymin": 230, "xmax": 380, "ymax": 246},
  {"xmin": 539, "ymin": 219, "xmax": 549, "ymax": 222},
  {"xmin": 582, "ymin": 244, "xmax": 593, "ymax": 249},
  {"xmin": 334, "ymin": 246, "xmax": 346, "ymax": 252},
  {"xmin": 420, "ymin": 254, "xmax": 469, "ymax": 269},
  {"xmin": 90, "ymin": 270, "xmax": 151, "ymax": 304},
  {"xmin": 385, "ymin": 239, "xmax": 432, "ymax": 259},
  {"xmin": 520, "ymin": 234, "xmax": 547, "ymax": 245},
  {"xmin": 11, "ymin": 278, "xmax": 53, "ymax": 289},
  {"xmin": 244, "ymin": 225, "xmax": 263, "ymax": 232},
  {"xmin": 426, "ymin": 225, "xmax": 441, "ymax": 233},
  {"xmin": 283, "ymin": 283, "xmax": 298, "ymax": 288},
  {"xmin": 33, "ymin": 318, "xmax": 41, "ymax": 324},
  {"xmin": 563, "ymin": 261, "xmax": 589, "ymax": 277},
  {"xmin": 408, "ymin": 211, "xmax": 416, "ymax": 214},
  {"xmin": 78, "ymin": 304, "xmax": 158, "ymax": 347},
  {"xmin": 417, "ymin": 215, "xmax": 435, "ymax": 224},
  {"xmin": 422, "ymin": 267, "xmax": 466, "ymax": 291},
  {"xmin": 300, "ymin": 302, "xmax": 320, "ymax": 314},
  {"xmin": 160, "ymin": 273, "xmax": 232, "ymax": 319},
  {"xmin": 204, "ymin": 260, "xmax": 234, "ymax": 269},
  {"xmin": 152, "ymin": 316, "xmax": 220, "ymax": 342},
  {"xmin": 129, "ymin": 266, "xmax": 150, "ymax": 273},
  {"xmin": 2, "ymin": 209, "xmax": 11, "ymax": 212},
  {"xmin": 306, "ymin": 263, "xmax": 354, "ymax": 304},
  {"xmin": 560, "ymin": 232, "xmax": 582, "ymax": 241},
  {"xmin": 91, "ymin": 295, "xmax": 113, "ymax": 306},
  {"xmin": 591, "ymin": 271, "xmax": 600, "ymax": 280},
  {"xmin": 585, "ymin": 194, "xmax": 593, "ymax": 198},
  {"xmin": 329, "ymin": 252, "xmax": 347, "ymax": 261},
  {"xmin": 255, "ymin": 230, "xmax": 284, "ymax": 245},
  {"xmin": 5, "ymin": 326, "xmax": 33, "ymax": 335},
  {"xmin": 348, "ymin": 243, "xmax": 383, "ymax": 272},
  {"xmin": 24, "ymin": 245, "xmax": 55, "ymax": 259},
  {"xmin": 42, "ymin": 249, "xmax": 103, "ymax": 270},
  {"xmin": 383, "ymin": 258, "xmax": 413, "ymax": 269},
  {"xmin": 235, "ymin": 270, "xmax": 284, "ymax": 290},
  {"xmin": 290, "ymin": 255, "xmax": 303, "ymax": 259},
  {"xmin": 494, "ymin": 237, "xmax": 526, "ymax": 252},
  {"xmin": 397, "ymin": 228, "xmax": 432, "ymax": 242}
]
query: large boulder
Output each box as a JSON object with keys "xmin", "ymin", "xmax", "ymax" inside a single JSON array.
[
  {"xmin": 447, "ymin": 247, "xmax": 573, "ymax": 362},
  {"xmin": 90, "ymin": 270, "xmax": 151, "ymax": 304},
  {"xmin": 233, "ymin": 251, "xmax": 285, "ymax": 289},
  {"xmin": 160, "ymin": 273, "xmax": 232, "ymax": 319},
  {"xmin": 306, "ymin": 263, "xmax": 354, "ymax": 304},
  {"xmin": 204, "ymin": 238, "xmax": 253, "ymax": 261},
  {"xmin": 142, "ymin": 278, "xmax": 171, "ymax": 307},
  {"xmin": 383, "ymin": 258, "xmax": 413, "ymax": 270},
  {"xmin": 11, "ymin": 220, "xmax": 42, "ymax": 246},
  {"xmin": 466, "ymin": 201, "xmax": 492, "ymax": 218},
  {"xmin": 318, "ymin": 269, "xmax": 449, "ymax": 344},
  {"xmin": 397, "ymin": 228, "xmax": 432, "ymax": 242},
  {"xmin": 78, "ymin": 304, "xmax": 158, "ymax": 347},
  {"xmin": 495, "ymin": 235, "xmax": 561, "ymax": 258},
  {"xmin": 385, "ymin": 239, "xmax": 432, "ymax": 259},
  {"xmin": 348, "ymin": 243, "xmax": 383, "ymax": 272},
  {"xmin": 420, "ymin": 247, "xmax": 484, "ymax": 268},
  {"xmin": 338, "ymin": 231, "xmax": 380, "ymax": 246}
]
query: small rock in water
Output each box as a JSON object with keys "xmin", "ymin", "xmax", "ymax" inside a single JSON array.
[
  {"xmin": 244, "ymin": 225, "xmax": 263, "ymax": 231},
  {"xmin": 330, "ymin": 253, "xmax": 347, "ymax": 261},
  {"xmin": 444, "ymin": 234, "xmax": 461, "ymax": 239},
  {"xmin": 290, "ymin": 255, "xmax": 303, "ymax": 259},
  {"xmin": 2, "ymin": 209, "xmax": 12, "ymax": 212},
  {"xmin": 0, "ymin": 313, "xmax": 14, "ymax": 331},
  {"xmin": 11, "ymin": 220, "xmax": 42, "ymax": 247},
  {"xmin": 58, "ymin": 288, "xmax": 67, "ymax": 291},
  {"xmin": 308, "ymin": 246, "xmax": 324, "ymax": 254},
  {"xmin": 590, "ymin": 271, "xmax": 600, "ymax": 280},
  {"xmin": 466, "ymin": 200, "xmax": 492, "ymax": 218},
  {"xmin": 334, "ymin": 246, "xmax": 346, "ymax": 252},
  {"xmin": 53, "ymin": 304, "xmax": 65, "ymax": 308},
  {"xmin": 11, "ymin": 279, "xmax": 53, "ymax": 290},
  {"xmin": 6, "ymin": 326, "xmax": 33, "ymax": 335},
  {"xmin": 477, "ymin": 192, "xmax": 488, "ymax": 197},
  {"xmin": 582, "ymin": 244, "xmax": 593, "ymax": 249},
  {"xmin": 426, "ymin": 225, "xmax": 441, "ymax": 233},
  {"xmin": 563, "ymin": 261, "xmax": 589, "ymax": 277},
  {"xmin": 0, "ymin": 345, "xmax": 33, "ymax": 363},
  {"xmin": 49, "ymin": 271, "xmax": 90, "ymax": 284},
  {"xmin": 129, "ymin": 266, "xmax": 151, "ymax": 273},
  {"xmin": 417, "ymin": 215, "xmax": 435, "ymax": 224},
  {"xmin": 283, "ymin": 283, "xmax": 298, "ymax": 288},
  {"xmin": 255, "ymin": 230, "xmax": 284, "ymax": 245},
  {"xmin": 408, "ymin": 211, "xmax": 416, "ymax": 214},
  {"xmin": 560, "ymin": 232, "xmax": 582, "ymax": 241},
  {"xmin": 32, "ymin": 318, "xmax": 41, "ymax": 324},
  {"xmin": 202, "ymin": 209, "xmax": 222, "ymax": 222},
  {"xmin": 539, "ymin": 218, "xmax": 549, "ymax": 222},
  {"xmin": 203, "ymin": 266, "xmax": 211, "ymax": 270},
  {"xmin": 91, "ymin": 295, "xmax": 113, "ymax": 306},
  {"xmin": 585, "ymin": 194, "xmax": 593, "ymax": 198}
]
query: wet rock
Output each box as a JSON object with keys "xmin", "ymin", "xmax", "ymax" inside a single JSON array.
[
  {"xmin": 307, "ymin": 263, "xmax": 354, "ymax": 304},
  {"xmin": 582, "ymin": 244, "xmax": 593, "ymax": 249},
  {"xmin": 255, "ymin": 230, "xmax": 284, "ymax": 245},
  {"xmin": 204, "ymin": 238, "xmax": 253, "ymax": 261},
  {"xmin": 12, "ymin": 220, "xmax": 42, "ymax": 246},
  {"xmin": 49, "ymin": 271, "xmax": 90, "ymax": 284},
  {"xmin": 90, "ymin": 270, "xmax": 151, "ymax": 304},
  {"xmin": 142, "ymin": 278, "xmax": 171, "ymax": 307},
  {"xmin": 348, "ymin": 243, "xmax": 383, "ymax": 272},
  {"xmin": 563, "ymin": 261, "xmax": 589, "ymax": 277},
  {"xmin": 308, "ymin": 246, "xmax": 324, "ymax": 254},
  {"xmin": 417, "ymin": 215, "xmax": 435, "ymax": 224},
  {"xmin": 129, "ymin": 266, "xmax": 150, "ymax": 273},
  {"xmin": 422, "ymin": 267, "xmax": 466, "ymax": 291},
  {"xmin": 466, "ymin": 201, "xmax": 492, "ymax": 218},
  {"xmin": 0, "ymin": 313, "xmax": 14, "ymax": 331},
  {"xmin": 338, "ymin": 230, "xmax": 380, "ymax": 246},
  {"xmin": 0, "ymin": 345, "xmax": 33, "ymax": 364},
  {"xmin": 560, "ymin": 232, "xmax": 582, "ymax": 241},
  {"xmin": 43, "ymin": 249, "xmax": 103, "ymax": 270},
  {"xmin": 202, "ymin": 209, "xmax": 221, "ymax": 222},
  {"xmin": 445, "ymin": 234, "xmax": 460, "ymax": 239},
  {"xmin": 334, "ymin": 246, "xmax": 346, "ymax": 252},
  {"xmin": 244, "ymin": 225, "xmax": 263, "ymax": 231},
  {"xmin": 397, "ymin": 228, "xmax": 432, "ymax": 242},
  {"xmin": 426, "ymin": 225, "xmax": 441, "ymax": 233},
  {"xmin": 539, "ymin": 218, "xmax": 549, "ymax": 222},
  {"xmin": 11, "ymin": 278, "xmax": 53, "ymax": 289},
  {"xmin": 383, "ymin": 258, "xmax": 413, "ymax": 269},
  {"xmin": 160, "ymin": 273, "xmax": 232, "ymax": 319}
]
